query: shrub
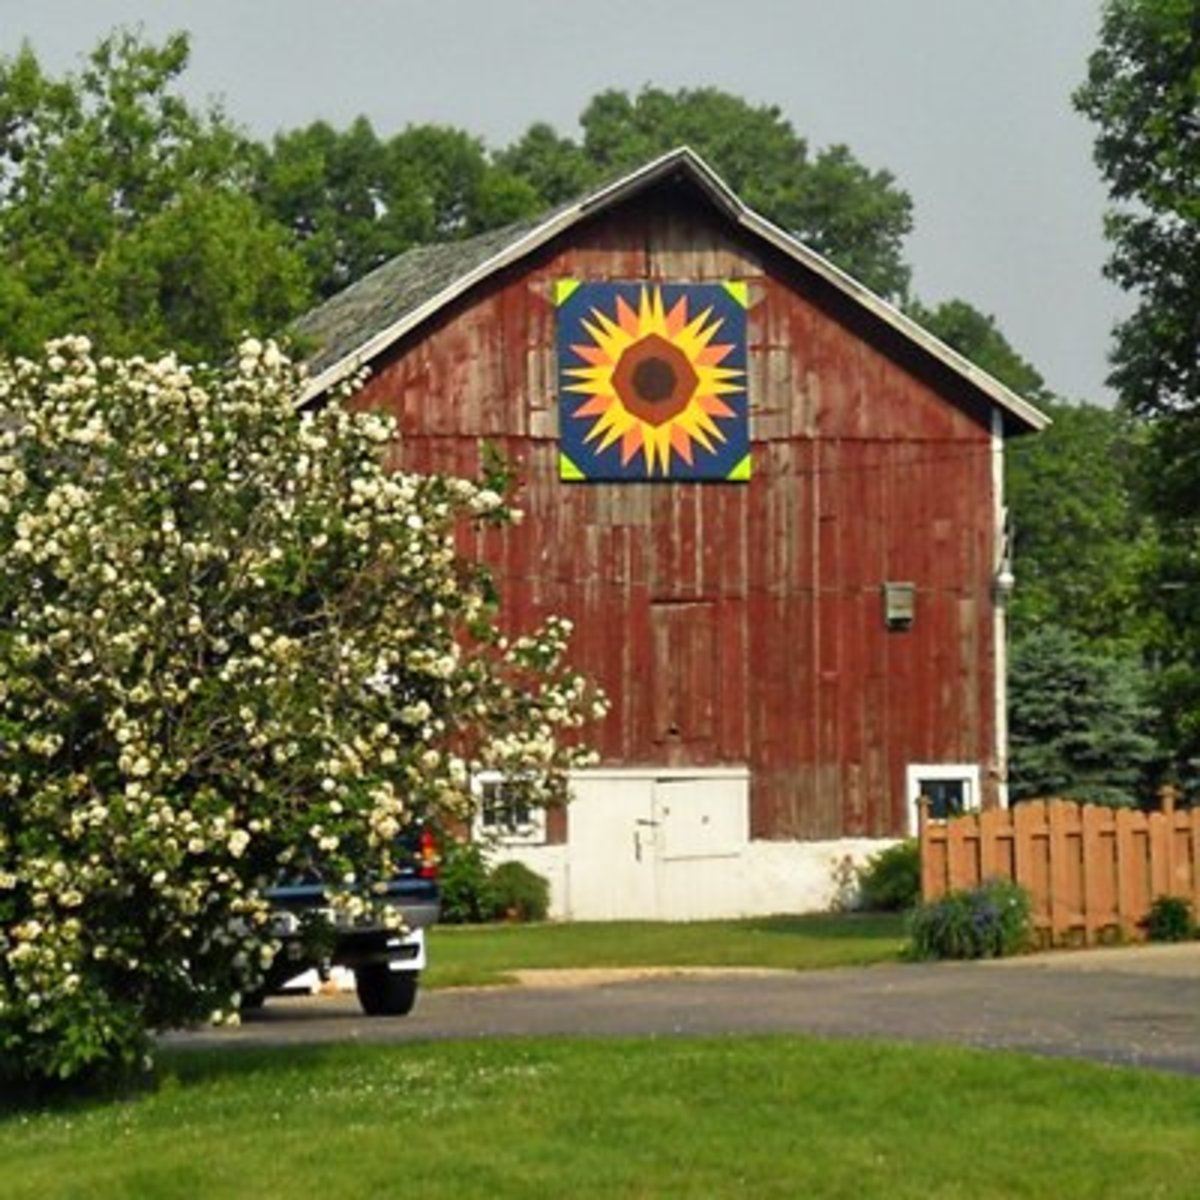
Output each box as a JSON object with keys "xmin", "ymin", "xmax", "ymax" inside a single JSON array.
[
  {"xmin": 1145, "ymin": 895, "xmax": 1195, "ymax": 943},
  {"xmin": 489, "ymin": 861, "xmax": 551, "ymax": 922},
  {"xmin": 856, "ymin": 840, "xmax": 920, "ymax": 911},
  {"xmin": 907, "ymin": 879, "xmax": 1033, "ymax": 960},
  {"xmin": 0, "ymin": 338, "xmax": 604, "ymax": 1090},
  {"xmin": 438, "ymin": 841, "xmax": 497, "ymax": 925}
]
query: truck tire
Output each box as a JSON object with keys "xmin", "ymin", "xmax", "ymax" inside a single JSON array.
[{"xmin": 354, "ymin": 965, "xmax": 419, "ymax": 1016}]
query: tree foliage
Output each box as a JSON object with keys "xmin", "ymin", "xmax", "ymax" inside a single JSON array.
[
  {"xmin": 907, "ymin": 298, "xmax": 1049, "ymax": 401},
  {"xmin": 259, "ymin": 85, "xmax": 916, "ymax": 303},
  {"xmin": 1076, "ymin": 1, "xmax": 1200, "ymax": 785},
  {"xmin": 1005, "ymin": 399, "xmax": 1150, "ymax": 649},
  {"xmin": 1074, "ymin": 0, "xmax": 1200, "ymax": 417},
  {"xmin": 912, "ymin": 299, "xmax": 1149, "ymax": 650},
  {"xmin": 565, "ymin": 87, "xmax": 914, "ymax": 301},
  {"xmin": 0, "ymin": 32, "xmax": 310, "ymax": 364},
  {"xmin": 251, "ymin": 117, "xmax": 414, "ymax": 302},
  {"xmin": 492, "ymin": 121, "xmax": 596, "ymax": 208},
  {"xmin": 0, "ymin": 337, "xmax": 602, "ymax": 1088},
  {"xmin": 1008, "ymin": 625, "xmax": 1158, "ymax": 806},
  {"xmin": 255, "ymin": 119, "xmax": 542, "ymax": 299}
]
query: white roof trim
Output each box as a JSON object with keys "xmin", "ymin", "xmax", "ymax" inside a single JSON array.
[{"xmin": 299, "ymin": 146, "xmax": 1049, "ymax": 433}]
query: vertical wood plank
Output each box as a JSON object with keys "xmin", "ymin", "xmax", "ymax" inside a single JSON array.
[
  {"xmin": 1016, "ymin": 801, "xmax": 1051, "ymax": 941},
  {"xmin": 1082, "ymin": 804, "xmax": 1116, "ymax": 945},
  {"xmin": 1149, "ymin": 807, "xmax": 1172, "ymax": 902},
  {"xmin": 978, "ymin": 801, "xmax": 1006, "ymax": 882},
  {"xmin": 1115, "ymin": 807, "xmax": 1144, "ymax": 941},
  {"xmin": 1050, "ymin": 800, "xmax": 1087, "ymax": 943},
  {"xmin": 1190, "ymin": 806, "xmax": 1200, "ymax": 914},
  {"xmin": 947, "ymin": 812, "xmax": 976, "ymax": 892},
  {"xmin": 918, "ymin": 798, "xmax": 941, "ymax": 899}
]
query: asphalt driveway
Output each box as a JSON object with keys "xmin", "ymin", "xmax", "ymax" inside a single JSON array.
[{"xmin": 163, "ymin": 942, "xmax": 1200, "ymax": 1076}]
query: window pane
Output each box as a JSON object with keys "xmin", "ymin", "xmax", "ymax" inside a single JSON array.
[{"xmin": 919, "ymin": 779, "xmax": 966, "ymax": 820}]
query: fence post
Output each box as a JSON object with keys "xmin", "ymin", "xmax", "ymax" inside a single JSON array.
[
  {"xmin": 1160, "ymin": 783, "xmax": 1179, "ymax": 817},
  {"xmin": 917, "ymin": 795, "xmax": 933, "ymax": 899},
  {"xmin": 1159, "ymin": 783, "xmax": 1180, "ymax": 900}
]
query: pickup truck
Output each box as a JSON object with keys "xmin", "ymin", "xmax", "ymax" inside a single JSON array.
[{"xmin": 251, "ymin": 827, "xmax": 441, "ymax": 1016}]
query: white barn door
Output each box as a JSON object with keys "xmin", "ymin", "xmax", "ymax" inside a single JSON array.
[{"xmin": 564, "ymin": 770, "xmax": 749, "ymax": 920}]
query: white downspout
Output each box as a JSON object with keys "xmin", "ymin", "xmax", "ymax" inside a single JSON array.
[{"xmin": 991, "ymin": 406, "xmax": 1010, "ymax": 808}]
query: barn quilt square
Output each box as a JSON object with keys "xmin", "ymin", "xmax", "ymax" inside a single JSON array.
[{"xmin": 556, "ymin": 281, "xmax": 750, "ymax": 482}]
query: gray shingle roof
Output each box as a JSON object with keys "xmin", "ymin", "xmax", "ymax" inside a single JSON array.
[{"xmin": 292, "ymin": 217, "xmax": 544, "ymax": 381}]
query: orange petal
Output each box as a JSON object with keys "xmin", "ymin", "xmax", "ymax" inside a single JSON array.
[
  {"xmin": 571, "ymin": 343, "xmax": 613, "ymax": 366},
  {"xmin": 697, "ymin": 395, "xmax": 736, "ymax": 419},
  {"xmin": 669, "ymin": 423, "xmax": 695, "ymax": 466},
  {"xmin": 697, "ymin": 343, "xmax": 733, "ymax": 365},
  {"xmin": 616, "ymin": 295, "xmax": 640, "ymax": 337},
  {"xmin": 665, "ymin": 296, "xmax": 689, "ymax": 336},
  {"xmin": 574, "ymin": 394, "xmax": 615, "ymax": 417}
]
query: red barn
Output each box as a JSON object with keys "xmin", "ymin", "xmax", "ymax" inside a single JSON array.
[{"xmin": 297, "ymin": 148, "xmax": 1047, "ymax": 919}]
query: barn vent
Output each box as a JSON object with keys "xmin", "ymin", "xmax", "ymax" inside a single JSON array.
[{"xmin": 882, "ymin": 582, "xmax": 916, "ymax": 630}]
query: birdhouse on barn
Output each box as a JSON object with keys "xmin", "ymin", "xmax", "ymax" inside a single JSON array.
[{"xmin": 296, "ymin": 147, "xmax": 1048, "ymax": 919}]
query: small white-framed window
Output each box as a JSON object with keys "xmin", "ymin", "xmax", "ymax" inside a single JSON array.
[
  {"xmin": 906, "ymin": 763, "xmax": 980, "ymax": 836},
  {"xmin": 471, "ymin": 774, "xmax": 547, "ymax": 846}
]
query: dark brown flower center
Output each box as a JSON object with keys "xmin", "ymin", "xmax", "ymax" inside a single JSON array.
[{"xmin": 612, "ymin": 333, "xmax": 698, "ymax": 426}]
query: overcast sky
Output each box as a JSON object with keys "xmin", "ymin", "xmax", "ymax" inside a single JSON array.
[{"xmin": 1, "ymin": 0, "xmax": 1124, "ymax": 404}]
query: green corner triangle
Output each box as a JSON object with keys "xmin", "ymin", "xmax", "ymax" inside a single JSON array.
[
  {"xmin": 554, "ymin": 279, "xmax": 581, "ymax": 307},
  {"xmin": 727, "ymin": 454, "xmax": 752, "ymax": 482},
  {"xmin": 722, "ymin": 280, "xmax": 750, "ymax": 309},
  {"xmin": 559, "ymin": 452, "xmax": 585, "ymax": 481}
]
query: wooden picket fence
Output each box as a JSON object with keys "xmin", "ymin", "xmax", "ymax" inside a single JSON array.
[{"xmin": 918, "ymin": 790, "xmax": 1200, "ymax": 945}]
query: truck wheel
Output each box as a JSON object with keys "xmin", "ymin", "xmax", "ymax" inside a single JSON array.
[{"xmin": 354, "ymin": 965, "xmax": 419, "ymax": 1016}]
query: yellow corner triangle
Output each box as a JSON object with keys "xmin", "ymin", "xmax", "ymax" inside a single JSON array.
[
  {"xmin": 559, "ymin": 452, "xmax": 585, "ymax": 481},
  {"xmin": 727, "ymin": 454, "xmax": 752, "ymax": 482},
  {"xmin": 554, "ymin": 279, "xmax": 581, "ymax": 307},
  {"xmin": 722, "ymin": 280, "xmax": 750, "ymax": 309}
]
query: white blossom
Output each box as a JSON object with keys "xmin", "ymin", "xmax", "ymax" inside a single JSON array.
[{"xmin": 0, "ymin": 336, "xmax": 603, "ymax": 1087}]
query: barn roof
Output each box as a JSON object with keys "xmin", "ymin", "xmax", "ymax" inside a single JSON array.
[{"xmin": 294, "ymin": 146, "xmax": 1049, "ymax": 433}]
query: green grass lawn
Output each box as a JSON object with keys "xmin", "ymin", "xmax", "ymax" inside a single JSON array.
[
  {"xmin": 3, "ymin": 1037, "xmax": 1198, "ymax": 1199},
  {"xmin": 425, "ymin": 912, "xmax": 908, "ymax": 988}
]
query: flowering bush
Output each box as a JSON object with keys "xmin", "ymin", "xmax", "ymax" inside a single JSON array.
[
  {"xmin": 0, "ymin": 337, "xmax": 604, "ymax": 1088},
  {"xmin": 906, "ymin": 879, "xmax": 1033, "ymax": 960}
]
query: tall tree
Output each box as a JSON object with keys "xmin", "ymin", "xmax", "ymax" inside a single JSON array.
[
  {"xmin": 912, "ymin": 298, "xmax": 1148, "ymax": 650},
  {"xmin": 251, "ymin": 117, "xmax": 413, "ymax": 299},
  {"xmin": 1076, "ymin": 1, "xmax": 1200, "ymax": 785},
  {"xmin": 386, "ymin": 124, "xmax": 541, "ymax": 240},
  {"xmin": 0, "ymin": 31, "xmax": 309, "ymax": 362},
  {"xmin": 1074, "ymin": 0, "xmax": 1200, "ymax": 417},
  {"xmin": 493, "ymin": 121, "xmax": 597, "ymax": 207},
  {"xmin": 1005, "ymin": 399, "xmax": 1150, "ymax": 650},
  {"xmin": 256, "ymin": 121, "xmax": 542, "ymax": 299},
  {"xmin": 570, "ymin": 87, "xmax": 914, "ymax": 301},
  {"xmin": 907, "ymin": 298, "xmax": 1049, "ymax": 401},
  {"xmin": 262, "ymin": 87, "xmax": 914, "ymax": 303}
]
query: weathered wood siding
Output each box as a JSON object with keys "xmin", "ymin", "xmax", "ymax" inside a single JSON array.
[{"xmin": 349, "ymin": 185, "xmax": 999, "ymax": 839}]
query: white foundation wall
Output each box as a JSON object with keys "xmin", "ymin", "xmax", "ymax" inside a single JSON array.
[{"xmin": 490, "ymin": 768, "xmax": 900, "ymax": 921}]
